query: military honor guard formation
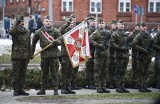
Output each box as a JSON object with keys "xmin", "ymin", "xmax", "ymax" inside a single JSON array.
[{"xmin": 9, "ymin": 13, "xmax": 160, "ymax": 96}]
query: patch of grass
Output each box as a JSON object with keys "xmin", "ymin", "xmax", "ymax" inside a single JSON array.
[
  {"xmin": 23, "ymin": 92, "xmax": 160, "ymax": 100},
  {"xmin": 0, "ymin": 54, "xmax": 41, "ymax": 64}
]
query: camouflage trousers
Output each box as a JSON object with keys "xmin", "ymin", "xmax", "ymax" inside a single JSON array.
[
  {"xmin": 94, "ymin": 57, "xmax": 109, "ymax": 89},
  {"xmin": 137, "ymin": 57, "xmax": 151, "ymax": 87},
  {"xmin": 85, "ymin": 57, "xmax": 95, "ymax": 86},
  {"xmin": 60, "ymin": 56, "xmax": 73, "ymax": 89},
  {"xmin": 108, "ymin": 55, "xmax": 115, "ymax": 86},
  {"xmin": 71, "ymin": 66, "xmax": 79, "ymax": 86},
  {"xmin": 132, "ymin": 56, "xmax": 138, "ymax": 85},
  {"xmin": 154, "ymin": 56, "xmax": 160, "ymax": 87},
  {"xmin": 114, "ymin": 57, "xmax": 129, "ymax": 87},
  {"xmin": 40, "ymin": 58, "xmax": 59, "ymax": 89},
  {"xmin": 12, "ymin": 59, "xmax": 29, "ymax": 90}
]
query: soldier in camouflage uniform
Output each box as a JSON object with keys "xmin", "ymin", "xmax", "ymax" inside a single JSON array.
[
  {"xmin": 9, "ymin": 15, "xmax": 30, "ymax": 96},
  {"xmin": 90, "ymin": 19, "xmax": 110, "ymax": 93},
  {"xmin": 152, "ymin": 25, "xmax": 160, "ymax": 89},
  {"xmin": 108, "ymin": 20, "xmax": 117, "ymax": 89},
  {"xmin": 31, "ymin": 16, "xmax": 61, "ymax": 95},
  {"xmin": 132, "ymin": 22, "xmax": 152, "ymax": 92},
  {"xmin": 58, "ymin": 14, "xmax": 77, "ymax": 94},
  {"xmin": 131, "ymin": 23, "xmax": 141, "ymax": 89},
  {"xmin": 110, "ymin": 20, "xmax": 130, "ymax": 93},
  {"xmin": 85, "ymin": 16, "xmax": 96, "ymax": 89}
]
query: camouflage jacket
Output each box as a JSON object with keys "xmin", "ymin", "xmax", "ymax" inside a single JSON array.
[
  {"xmin": 131, "ymin": 29, "xmax": 140, "ymax": 57},
  {"xmin": 9, "ymin": 24, "xmax": 31, "ymax": 59},
  {"xmin": 90, "ymin": 28, "xmax": 110, "ymax": 58},
  {"xmin": 31, "ymin": 26, "xmax": 61, "ymax": 58},
  {"xmin": 153, "ymin": 31, "xmax": 160, "ymax": 56},
  {"xmin": 110, "ymin": 29, "xmax": 129, "ymax": 58},
  {"xmin": 109, "ymin": 29, "xmax": 116, "ymax": 57},
  {"xmin": 132, "ymin": 31, "xmax": 152, "ymax": 58},
  {"xmin": 60, "ymin": 27, "xmax": 72, "ymax": 56},
  {"xmin": 88, "ymin": 26, "xmax": 96, "ymax": 56}
]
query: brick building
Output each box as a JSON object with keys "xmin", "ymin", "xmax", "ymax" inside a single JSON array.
[
  {"xmin": 0, "ymin": 0, "xmax": 43, "ymax": 19},
  {"xmin": 1, "ymin": 0, "xmax": 160, "ymax": 29},
  {"xmin": 52, "ymin": 0, "xmax": 160, "ymax": 29}
]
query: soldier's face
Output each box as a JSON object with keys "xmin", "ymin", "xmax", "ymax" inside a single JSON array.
[
  {"xmin": 157, "ymin": 27, "xmax": 160, "ymax": 32},
  {"xmin": 135, "ymin": 26, "xmax": 140, "ymax": 30},
  {"xmin": 140, "ymin": 26, "xmax": 145, "ymax": 31},
  {"xmin": 69, "ymin": 21, "xmax": 75, "ymax": 28},
  {"xmin": 117, "ymin": 23, "xmax": 124, "ymax": 29},
  {"xmin": 98, "ymin": 22, "xmax": 105, "ymax": 29},
  {"xmin": 111, "ymin": 24, "xmax": 117, "ymax": 29},
  {"xmin": 43, "ymin": 19, "xmax": 52, "ymax": 27},
  {"xmin": 90, "ymin": 20, "xmax": 96, "ymax": 26}
]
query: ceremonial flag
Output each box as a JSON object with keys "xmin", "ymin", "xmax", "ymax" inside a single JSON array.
[{"xmin": 63, "ymin": 21, "xmax": 91, "ymax": 67}]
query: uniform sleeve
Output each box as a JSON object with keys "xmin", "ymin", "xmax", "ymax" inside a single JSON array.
[
  {"xmin": 132, "ymin": 35, "xmax": 146, "ymax": 52},
  {"xmin": 152, "ymin": 35, "xmax": 160, "ymax": 51},
  {"xmin": 59, "ymin": 22, "xmax": 70, "ymax": 35},
  {"xmin": 90, "ymin": 32, "xmax": 98, "ymax": 47},
  {"xmin": 54, "ymin": 29, "xmax": 62, "ymax": 45},
  {"xmin": 31, "ymin": 31, "xmax": 39, "ymax": 55},
  {"xmin": 9, "ymin": 23, "xmax": 18, "ymax": 36},
  {"xmin": 110, "ymin": 32, "xmax": 120, "ymax": 49}
]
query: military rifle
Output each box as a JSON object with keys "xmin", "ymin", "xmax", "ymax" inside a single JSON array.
[{"xmin": 95, "ymin": 30, "xmax": 111, "ymax": 55}]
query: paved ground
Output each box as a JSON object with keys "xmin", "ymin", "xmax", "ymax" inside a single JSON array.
[{"xmin": 0, "ymin": 88, "xmax": 159, "ymax": 104}]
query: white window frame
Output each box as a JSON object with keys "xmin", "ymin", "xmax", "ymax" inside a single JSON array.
[
  {"xmin": 10, "ymin": 0, "xmax": 13, "ymax": 3},
  {"xmin": 61, "ymin": 0, "xmax": 73, "ymax": 12},
  {"xmin": 90, "ymin": 0, "xmax": 102, "ymax": 14},
  {"xmin": 148, "ymin": 0, "xmax": 160, "ymax": 12},
  {"xmin": 118, "ymin": 0, "xmax": 131, "ymax": 12}
]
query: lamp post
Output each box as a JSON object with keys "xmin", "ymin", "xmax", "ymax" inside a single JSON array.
[{"xmin": 48, "ymin": 0, "xmax": 53, "ymax": 21}]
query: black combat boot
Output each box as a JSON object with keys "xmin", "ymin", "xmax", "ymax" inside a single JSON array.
[
  {"xmin": 143, "ymin": 86, "xmax": 151, "ymax": 92},
  {"xmin": 116, "ymin": 87, "xmax": 124, "ymax": 93},
  {"xmin": 121, "ymin": 84, "xmax": 130, "ymax": 93},
  {"xmin": 139, "ymin": 86, "xmax": 146, "ymax": 92},
  {"xmin": 13, "ymin": 89, "xmax": 19, "ymax": 96},
  {"xmin": 66, "ymin": 86, "xmax": 76, "ymax": 94},
  {"xmin": 61, "ymin": 89, "xmax": 69, "ymax": 94},
  {"xmin": 88, "ymin": 85, "xmax": 96, "ymax": 89},
  {"xmin": 102, "ymin": 88, "xmax": 110, "ymax": 93},
  {"xmin": 37, "ymin": 88, "xmax": 46, "ymax": 95},
  {"xmin": 97, "ymin": 88, "xmax": 103, "ymax": 93},
  {"xmin": 19, "ymin": 89, "xmax": 29, "ymax": 95}
]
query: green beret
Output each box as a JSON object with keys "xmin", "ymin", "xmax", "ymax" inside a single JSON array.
[
  {"xmin": 98, "ymin": 18, "xmax": 104, "ymax": 23},
  {"xmin": 44, "ymin": 15, "xmax": 50, "ymax": 20},
  {"xmin": 135, "ymin": 23, "xmax": 140, "ymax": 26},
  {"xmin": 111, "ymin": 20, "xmax": 117, "ymax": 24},
  {"xmin": 70, "ymin": 13, "xmax": 76, "ymax": 18},
  {"xmin": 117, "ymin": 20, "xmax": 124, "ymax": 24},
  {"xmin": 16, "ymin": 15, "xmax": 24, "ymax": 22},
  {"xmin": 140, "ymin": 22, "xmax": 146, "ymax": 27}
]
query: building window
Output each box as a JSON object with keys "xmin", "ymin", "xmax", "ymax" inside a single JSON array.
[
  {"xmin": 61, "ymin": 0, "xmax": 73, "ymax": 12},
  {"xmin": 149, "ymin": 0, "xmax": 160, "ymax": 12},
  {"xmin": 23, "ymin": 0, "xmax": 26, "ymax": 2},
  {"xmin": 156, "ymin": 2, "xmax": 160, "ymax": 12},
  {"xmin": 10, "ymin": 0, "xmax": 13, "ymax": 3},
  {"xmin": 16, "ymin": 0, "xmax": 19, "ymax": 2},
  {"xmin": 90, "ymin": 0, "xmax": 102, "ymax": 14},
  {"xmin": 118, "ymin": 0, "xmax": 131, "ymax": 12}
]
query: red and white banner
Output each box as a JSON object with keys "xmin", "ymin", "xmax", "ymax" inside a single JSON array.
[{"xmin": 63, "ymin": 21, "xmax": 91, "ymax": 68}]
